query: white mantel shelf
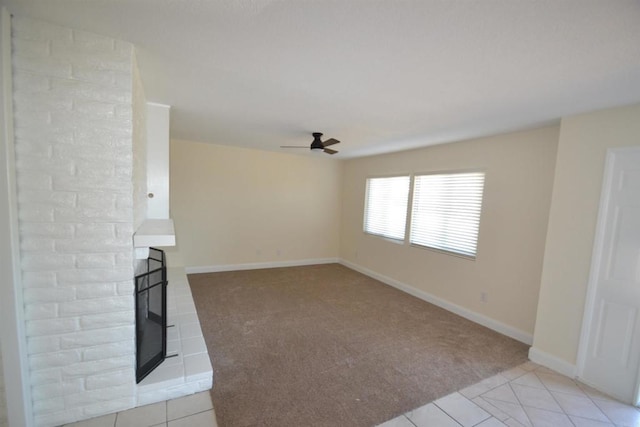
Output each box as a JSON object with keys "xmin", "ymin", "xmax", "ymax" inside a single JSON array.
[{"xmin": 134, "ymin": 218, "xmax": 176, "ymax": 259}]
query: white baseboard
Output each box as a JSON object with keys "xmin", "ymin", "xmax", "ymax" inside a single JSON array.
[
  {"xmin": 340, "ymin": 259, "xmax": 534, "ymax": 345},
  {"xmin": 185, "ymin": 257, "xmax": 340, "ymax": 274},
  {"xmin": 528, "ymin": 347, "xmax": 577, "ymax": 378}
]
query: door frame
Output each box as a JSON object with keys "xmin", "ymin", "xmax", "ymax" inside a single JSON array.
[
  {"xmin": 0, "ymin": 7, "xmax": 33, "ymax": 426},
  {"xmin": 576, "ymin": 145, "xmax": 640, "ymax": 405}
]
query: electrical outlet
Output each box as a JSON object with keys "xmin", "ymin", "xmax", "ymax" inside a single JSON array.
[
  {"xmin": 276, "ymin": 249, "xmax": 281, "ymax": 256},
  {"xmin": 480, "ymin": 292, "xmax": 488, "ymax": 303}
]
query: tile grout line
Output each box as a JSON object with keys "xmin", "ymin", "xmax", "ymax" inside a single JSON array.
[
  {"xmin": 167, "ymin": 407, "xmax": 215, "ymax": 424},
  {"xmin": 381, "ymin": 362, "xmax": 628, "ymax": 427},
  {"xmin": 549, "ymin": 388, "xmax": 614, "ymax": 426},
  {"xmin": 506, "ymin": 377, "xmax": 535, "ymax": 427},
  {"xmin": 509, "ymin": 382, "xmax": 567, "ymax": 414},
  {"xmin": 403, "ymin": 414, "xmax": 418, "ymax": 427},
  {"xmin": 574, "ymin": 381, "xmax": 620, "ymax": 425},
  {"xmin": 533, "ymin": 369, "xmax": 612, "ymax": 426},
  {"xmin": 535, "ymin": 371, "xmax": 582, "ymax": 427},
  {"xmin": 432, "ymin": 400, "xmax": 465, "ymax": 427},
  {"xmin": 475, "ymin": 396, "xmax": 510, "ymax": 423},
  {"xmin": 470, "ymin": 415, "xmax": 499, "ymax": 427},
  {"xmin": 443, "ymin": 365, "xmax": 528, "ymax": 425},
  {"xmin": 465, "ymin": 368, "xmax": 524, "ymax": 427}
]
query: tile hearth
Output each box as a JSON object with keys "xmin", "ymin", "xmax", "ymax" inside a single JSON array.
[{"xmin": 135, "ymin": 268, "xmax": 213, "ymax": 406}]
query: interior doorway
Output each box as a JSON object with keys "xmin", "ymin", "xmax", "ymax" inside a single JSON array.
[{"xmin": 577, "ymin": 146, "xmax": 640, "ymax": 405}]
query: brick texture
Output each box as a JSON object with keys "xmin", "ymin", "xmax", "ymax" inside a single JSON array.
[{"xmin": 12, "ymin": 16, "xmax": 137, "ymax": 426}]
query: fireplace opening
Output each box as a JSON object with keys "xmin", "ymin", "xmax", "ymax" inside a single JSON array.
[{"xmin": 135, "ymin": 247, "xmax": 167, "ymax": 383}]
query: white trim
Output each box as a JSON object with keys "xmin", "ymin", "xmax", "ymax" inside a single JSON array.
[
  {"xmin": 528, "ymin": 347, "xmax": 577, "ymax": 378},
  {"xmin": 340, "ymin": 259, "xmax": 533, "ymax": 345},
  {"xmin": 576, "ymin": 146, "xmax": 640, "ymax": 405},
  {"xmin": 146, "ymin": 101, "xmax": 171, "ymax": 109},
  {"xmin": 0, "ymin": 7, "xmax": 33, "ymax": 426},
  {"xmin": 185, "ymin": 257, "xmax": 340, "ymax": 274},
  {"xmin": 576, "ymin": 148, "xmax": 616, "ymax": 378}
]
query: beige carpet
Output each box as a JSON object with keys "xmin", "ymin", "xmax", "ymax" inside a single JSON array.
[{"xmin": 188, "ymin": 264, "xmax": 528, "ymax": 427}]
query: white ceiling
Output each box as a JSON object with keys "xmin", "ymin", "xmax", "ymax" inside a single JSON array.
[{"xmin": 3, "ymin": 0, "xmax": 640, "ymax": 158}]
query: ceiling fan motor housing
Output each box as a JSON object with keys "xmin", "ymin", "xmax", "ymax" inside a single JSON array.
[{"xmin": 311, "ymin": 132, "xmax": 324, "ymax": 150}]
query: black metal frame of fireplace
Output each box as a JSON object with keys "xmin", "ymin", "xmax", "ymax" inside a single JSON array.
[{"xmin": 135, "ymin": 247, "xmax": 167, "ymax": 383}]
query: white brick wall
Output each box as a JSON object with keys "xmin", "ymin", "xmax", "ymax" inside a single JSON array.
[{"xmin": 11, "ymin": 16, "xmax": 138, "ymax": 426}]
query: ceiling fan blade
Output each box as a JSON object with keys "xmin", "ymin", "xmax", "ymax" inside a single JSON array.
[
  {"xmin": 280, "ymin": 146, "xmax": 309, "ymax": 148},
  {"xmin": 324, "ymin": 148, "xmax": 338, "ymax": 155},
  {"xmin": 323, "ymin": 138, "xmax": 340, "ymax": 147}
]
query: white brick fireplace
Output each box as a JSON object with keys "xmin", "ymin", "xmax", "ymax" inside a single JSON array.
[{"xmin": 5, "ymin": 14, "xmax": 211, "ymax": 427}]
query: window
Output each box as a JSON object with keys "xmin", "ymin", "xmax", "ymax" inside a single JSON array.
[
  {"xmin": 363, "ymin": 176, "xmax": 410, "ymax": 240},
  {"xmin": 410, "ymin": 172, "xmax": 485, "ymax": 258}
]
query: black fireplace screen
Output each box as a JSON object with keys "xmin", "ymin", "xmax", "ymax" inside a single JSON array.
[{"xmin": 135, "ymin": 247, "xmax": 167, "ymax": 383}]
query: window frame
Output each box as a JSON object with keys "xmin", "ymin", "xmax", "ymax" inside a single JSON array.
[
  {"xmin": 362, "ymin": 174, "xmax": 412, "ymax": 242},
  {"xmin": 408, "ymin": 169, "xmax": 486, "ymax": 260}
]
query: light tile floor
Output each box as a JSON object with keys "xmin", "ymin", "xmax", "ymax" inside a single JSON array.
[
  {"xmin": 379, "ymin": 361, "xmax": 640, "ymax": 427},
  {"xmin": 64, "ymin": 361, "xmax": 640, "ymax": 427},
  {"xmin": 62, "ymin": 391, "xmax": 217, "ymax": 427}
]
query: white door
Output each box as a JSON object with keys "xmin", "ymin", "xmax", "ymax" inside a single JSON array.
[
  {"xmin": 146, "ymin": 103, "xmax": 170, "ymax": 219},
  {"xmin": 579, "ymin": 147, "xmax": 640, "ymax": 404}
]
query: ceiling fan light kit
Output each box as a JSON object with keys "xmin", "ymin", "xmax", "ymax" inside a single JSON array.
[{"xmin": 281, "ymin": 132, "xmax": 340, "ymax": 155}]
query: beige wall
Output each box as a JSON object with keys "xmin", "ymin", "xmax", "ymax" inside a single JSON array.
[
  {"xmin": 532, "ymin": 103, "xmax": 640, "ymax": 365},
  {"xmin": 340, "ymin": 126, "xmax": 559, "ymax": 337},
  {"xmin": 167, "ymin": 139, "xmax": 342, "ymax": 268},
  {"xmin": 167, "ymin": 103, "xmax": 640, "ymax": 361}
]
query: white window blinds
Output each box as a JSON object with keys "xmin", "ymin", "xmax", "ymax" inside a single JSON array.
[
  {"xmin": 363, "ymin": 176, "xmax": 410, "ymax": 241},
  {"xmin": 410, "ymin": 172, "xmax": 485, "ymax": 258}
]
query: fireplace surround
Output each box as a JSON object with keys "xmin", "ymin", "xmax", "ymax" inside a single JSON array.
[
  {"xmin": 135, "ymin": 248, "xmax": 167, "ymax": 383},
  {"xmin": 5, "ymin": 14, "xmax": 212, "ymax": 425}
]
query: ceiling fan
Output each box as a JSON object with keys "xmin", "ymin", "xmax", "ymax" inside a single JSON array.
[{"xmin": 280, "ymin": 132, "xmax": 340, "ymax": 155}]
